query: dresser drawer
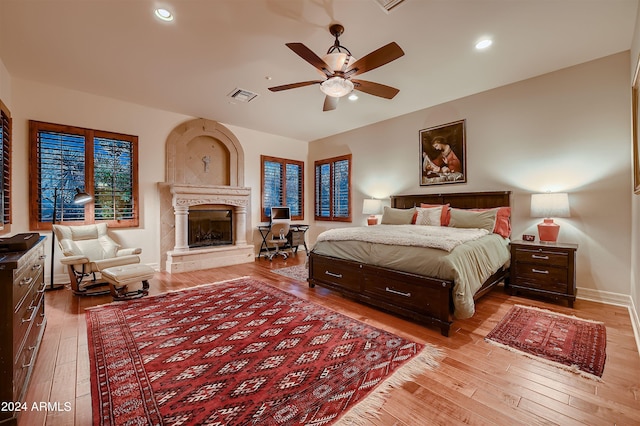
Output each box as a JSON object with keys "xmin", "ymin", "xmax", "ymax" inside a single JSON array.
[
  {"xmin": 14, "ymin": 299, "xmax": 45, "ymax": 402},
  {"xmin": 513, "ymin": 247, "xmax": 568, "ymax": 267},
  {"xmin": 13, "ymin": 244, "xmax": 44, "ymax": 306},
  {"xmin": 310, "ymin": 256, "xmax": 362, "ymax": 292},
  {"xmin": 14, "ymin": 281, "xmax": 45, "ymax": 353}
]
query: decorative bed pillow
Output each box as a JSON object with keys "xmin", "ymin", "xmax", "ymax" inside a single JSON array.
[
  {"xmin": 449, "ymin": 208, "xmax": 497, "ymax": 233},
  {"xmin": 381, "ymin": 206, "xmax": 416, "ymax": 225},
  {"xmin": 470, "ymin": 207, "xmax": 511, "ymax": 238},
  {"xmin": 420, "ymin": 203, "xmax": 451, "ymax": 226},
  {"xmin": 413, "ymin": 206, "xmax": 443, "ymax": 226}
]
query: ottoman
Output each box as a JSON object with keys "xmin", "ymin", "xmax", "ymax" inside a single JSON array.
[{"xmin": 101, "ymin": 263, "xmax": 155, "ymax": 300}]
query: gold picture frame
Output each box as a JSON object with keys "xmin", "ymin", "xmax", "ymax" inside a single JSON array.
[{"xmin": 633, "ymin": 54, "xmax": 640, "ymax": 194}]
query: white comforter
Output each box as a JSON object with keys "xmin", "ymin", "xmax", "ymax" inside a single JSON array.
[{"xmin": 316, "ymin": 224, "xmax": 489, "ymax": 252}]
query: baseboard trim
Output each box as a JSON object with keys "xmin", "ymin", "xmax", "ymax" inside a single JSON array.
[{"xmin": 577, "ymin": 286, "xmax": 640, "ymax": 355}]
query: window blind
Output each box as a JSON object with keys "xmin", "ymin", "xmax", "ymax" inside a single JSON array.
[
  {"xmin": 94, "ymin": 136, "xmax": 135, "ymax": 220},
  {"xmin": 37, "ymin": 130, "xmax": 87, "ymax": 222},
  {"xmin": 261, "ymin": 156, "xmax": 304, "ymax": 222},
  {"xmin": 0, "ymin": 106, "xmax": 9, "ymax": 225},
  {"xmin": 314, "ymin": 155, "xmax": 351, "ymax": 221}
]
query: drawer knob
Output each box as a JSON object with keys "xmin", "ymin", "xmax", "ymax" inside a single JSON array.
[
  {"xmin": 325, "ymin": 271, "xmax": 343, "ymax": 279},
  {"xmin": 531, "ymin": 255, "xmax": 549, "ymax": 260},
  {"xmin": 532, "ymin": 268, "xmax": 550, "ymax": 275},
  {"xmin": 385, "ymin": 287, "xmax": 411, "ymax": 298},
  {"xmin": 19, "ymin": 277, "xmax": 33, "ymax": 286}
]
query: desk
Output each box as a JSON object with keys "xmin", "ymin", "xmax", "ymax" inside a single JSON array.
[{"xmin": 258, "ymin": 224, "xmax": 309, "ymax": 256}]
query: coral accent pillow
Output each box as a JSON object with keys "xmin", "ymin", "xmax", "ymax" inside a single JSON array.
[{"xmin": 420, "ymin": 203, "xmax": 451, "ymax": 226}]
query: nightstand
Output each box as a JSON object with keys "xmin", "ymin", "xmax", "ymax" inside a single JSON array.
[{"xmin": 508, "ymin": 240, "xmax": 578, "ymax": 307}]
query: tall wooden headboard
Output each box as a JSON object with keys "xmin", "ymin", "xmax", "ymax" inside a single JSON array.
[{"xmin": 391, "ymin": 191, "xmax": 511, "ymax": 209}]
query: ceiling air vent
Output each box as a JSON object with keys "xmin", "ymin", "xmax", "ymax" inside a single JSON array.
[
  {"xmin": 228, "ymin": 88, "xmax": 258, "ymax": 103},
  {"xmin": 372, "ymin": 0, "xmax": 406, "ymax": 13}
]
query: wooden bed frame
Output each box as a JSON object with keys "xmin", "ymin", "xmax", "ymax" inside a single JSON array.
[{"xmin": 308, "ymin": 191, "xmax": 511, "ymax": 336}]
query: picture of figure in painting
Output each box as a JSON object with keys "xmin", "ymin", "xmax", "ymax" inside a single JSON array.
[{"xmin": 420, "ymin": 120, "xmax": 466, "ymax": 185}]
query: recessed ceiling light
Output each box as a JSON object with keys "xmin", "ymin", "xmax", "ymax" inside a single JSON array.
[
  {"xmin": 348, "ymin": 93, "xmax": 358, "ymax": 101},
  {"xmin": 154, "ymin": 8, "xmax": 174, "ymax": 22},
  {"xmin": 475, "ymin": 39, "xmax": 492, "ymax": 50}
]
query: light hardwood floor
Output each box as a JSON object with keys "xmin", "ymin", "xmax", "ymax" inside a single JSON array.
[{"xmin": 19, "ymin": 253, "xmax": 640, "ymax": 425}]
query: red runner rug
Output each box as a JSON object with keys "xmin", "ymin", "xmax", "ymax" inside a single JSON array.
[
  {"xmin": 485, "ymin": 304, "xmax": 606, "ymax": 379},
  {"xmin": 86, "ymin": 277, "xmax": 441, "ymax": 425}
]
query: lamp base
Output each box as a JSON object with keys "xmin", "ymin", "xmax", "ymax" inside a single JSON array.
[
  {"xmin": 537, "ymin": 218, "xmax": 560, "ymax": 243},
  {"xmin": 367, "ymin": 215, "xmax": 378, "ymax": 226}
]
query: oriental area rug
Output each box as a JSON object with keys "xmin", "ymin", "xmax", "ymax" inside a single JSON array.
[
  {"xmin": 485, "ymin": 304, "xmax": 607, "ymax": 380},
  {"xmin": 86, "ymin": 277, "xmax": 442, "ymax": 425},
  {"xmin": 271, "ymin": 264, "xmax": 308, "ymax": 282}
]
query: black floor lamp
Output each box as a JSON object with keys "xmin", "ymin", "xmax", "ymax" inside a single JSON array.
[{"xmin": 47, "ymin": 187, "xmax": 93, "ymax": 291}]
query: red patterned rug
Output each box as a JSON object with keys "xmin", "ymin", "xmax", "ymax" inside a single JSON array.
[
  {"xmin": 86, "ymin": 277, "xmax": 441, "ymax": 425},
  {"xmin": 485, "ymin": 304, "xmax": 606, "ymax": 379}
]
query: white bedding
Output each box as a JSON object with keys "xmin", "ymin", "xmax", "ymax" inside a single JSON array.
[{"xmin": 312, "ymin": 225, "xmax": 510, "ymax": 319}]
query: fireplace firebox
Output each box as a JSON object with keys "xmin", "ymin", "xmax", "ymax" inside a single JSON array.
[{"xmin": 188, "ymin": 209, "xmax": 233, "ymax": 248}]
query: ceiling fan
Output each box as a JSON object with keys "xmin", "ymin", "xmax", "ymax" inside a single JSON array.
[{"xmin": 268, "ymin": 24, "xmax": 405, "ymax": 111}]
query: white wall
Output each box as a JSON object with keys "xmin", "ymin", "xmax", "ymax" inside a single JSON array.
[
  {"xmin": 8, "ymin": 77, "xmax": 308, "ymax": 281},
  {"xmin": 309, "ymin": 52, "xmax": 632, "ymax": 296}
]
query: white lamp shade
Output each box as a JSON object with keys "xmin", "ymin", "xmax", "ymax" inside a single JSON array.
[
  {"xmin": 362, "ymin": 199, "xmax": 382, "ymax": 215},
  {"xmin": 530, "ymin": 193, "xmax": 570, "ymax": 218}
]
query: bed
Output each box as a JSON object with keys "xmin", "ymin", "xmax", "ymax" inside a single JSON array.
[{"xmin": 308, "ymin": 191, "xmax": 511, "ymax": 336}]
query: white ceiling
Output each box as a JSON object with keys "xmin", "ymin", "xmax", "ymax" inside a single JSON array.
[{"xmin": 0, "ymin": 0, "xmax": 637, "ymax": 141}]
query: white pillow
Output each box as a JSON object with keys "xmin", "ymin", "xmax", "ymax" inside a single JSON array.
[{"xmin": 414, "ymin": 206, "xmax": 443, "ymax": 226}]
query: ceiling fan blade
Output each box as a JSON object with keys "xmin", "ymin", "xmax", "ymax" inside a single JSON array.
[
  {"xmin": 344, "ymin": 42, "xmax": 404, "ymax": 78},
  {"xmin": 323, "ymin": 95, "xmax": 339, "ymax": 111},
  {"xmin": 286, "ymin": 43, "xmax": 333, "ymax": 78},
  {"xmin": 352, "ymin": 79, "xmax": 400, "ymax": 99},
  {"xmin": 268, "ymin": 80, "xmax": 323, "ymax": 92}
]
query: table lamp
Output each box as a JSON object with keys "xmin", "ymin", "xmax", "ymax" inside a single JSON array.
[
  {"xmin": 530, "ymin": 192, "xmax": 570, "ymax": 243},
  {"xmin": 362, "ymin": 199, "xmax": 382, "ymax": 226}
]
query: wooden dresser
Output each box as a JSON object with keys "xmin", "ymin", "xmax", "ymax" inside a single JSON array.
[{"xmin": 0, "ymin": 237, "xmax": 46, "ymax": 425}]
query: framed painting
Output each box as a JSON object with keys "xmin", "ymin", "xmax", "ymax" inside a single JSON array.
[
  {"xmin": 419, "ymin": 119, "xmax": 466, "ymax": 186},
  {"xmin": 633, "ymin": 55, "xmax": 640, "ymax": 194}
]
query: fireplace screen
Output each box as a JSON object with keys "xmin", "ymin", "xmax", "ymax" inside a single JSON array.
[{"xmin": 188, "ymin": 209, "xmax": 233, "ymax": 248}]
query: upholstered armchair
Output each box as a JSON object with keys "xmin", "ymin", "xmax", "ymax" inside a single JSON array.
[{"xmin": 52, "ymin": 223, "xmax": 142, "ymax": 296}]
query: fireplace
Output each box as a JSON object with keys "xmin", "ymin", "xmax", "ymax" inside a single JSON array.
[
  {"xmin": 160, "ymin": 118, "xmax": 254, "ymax": 273},
  {"xmin": 188, "ymin": 208, "xmax": 233, "ymax": 248}
]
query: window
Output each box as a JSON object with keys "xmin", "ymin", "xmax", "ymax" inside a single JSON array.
[
  {"xmin": 314, "ymin": 154, "xmax": 351, "ymax": 222},
  {"xmin": 0, "ymin": 99, "xmax": 11, "ymax": 229},
  {"xmin": 29, "ymin": 121, "xmax": 139, "ymax": 229},
  {"xmin": 261, "ymin": 155, "xmax": 304, "ymax": 222}
]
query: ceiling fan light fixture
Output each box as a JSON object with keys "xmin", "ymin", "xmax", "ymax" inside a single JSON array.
[
  {"xmin": 319, "ymin": 52, "xmax": 356, "ymax": 76},
  {"xmin": 320, "ymin": 77, "xmax": 354, "ymax": 97}
]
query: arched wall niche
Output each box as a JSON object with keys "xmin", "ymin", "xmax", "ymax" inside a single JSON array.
[{"xmin": 165, "ymin": 118, "xmax": 245, "ymax": 187}]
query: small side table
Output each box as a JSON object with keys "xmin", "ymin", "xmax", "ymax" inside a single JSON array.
[{"xmin": 508, "ymin": 240, "xmax": 578, "ymax": 307}]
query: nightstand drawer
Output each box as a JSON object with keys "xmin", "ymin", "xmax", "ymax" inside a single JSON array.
[
  {"xmin": 514, "ymin": 248, "xmax": 568, "ymax": 267},
  {"xmin": 513, "ymin": 265, "xmax": 568, "ymax": 293}
]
